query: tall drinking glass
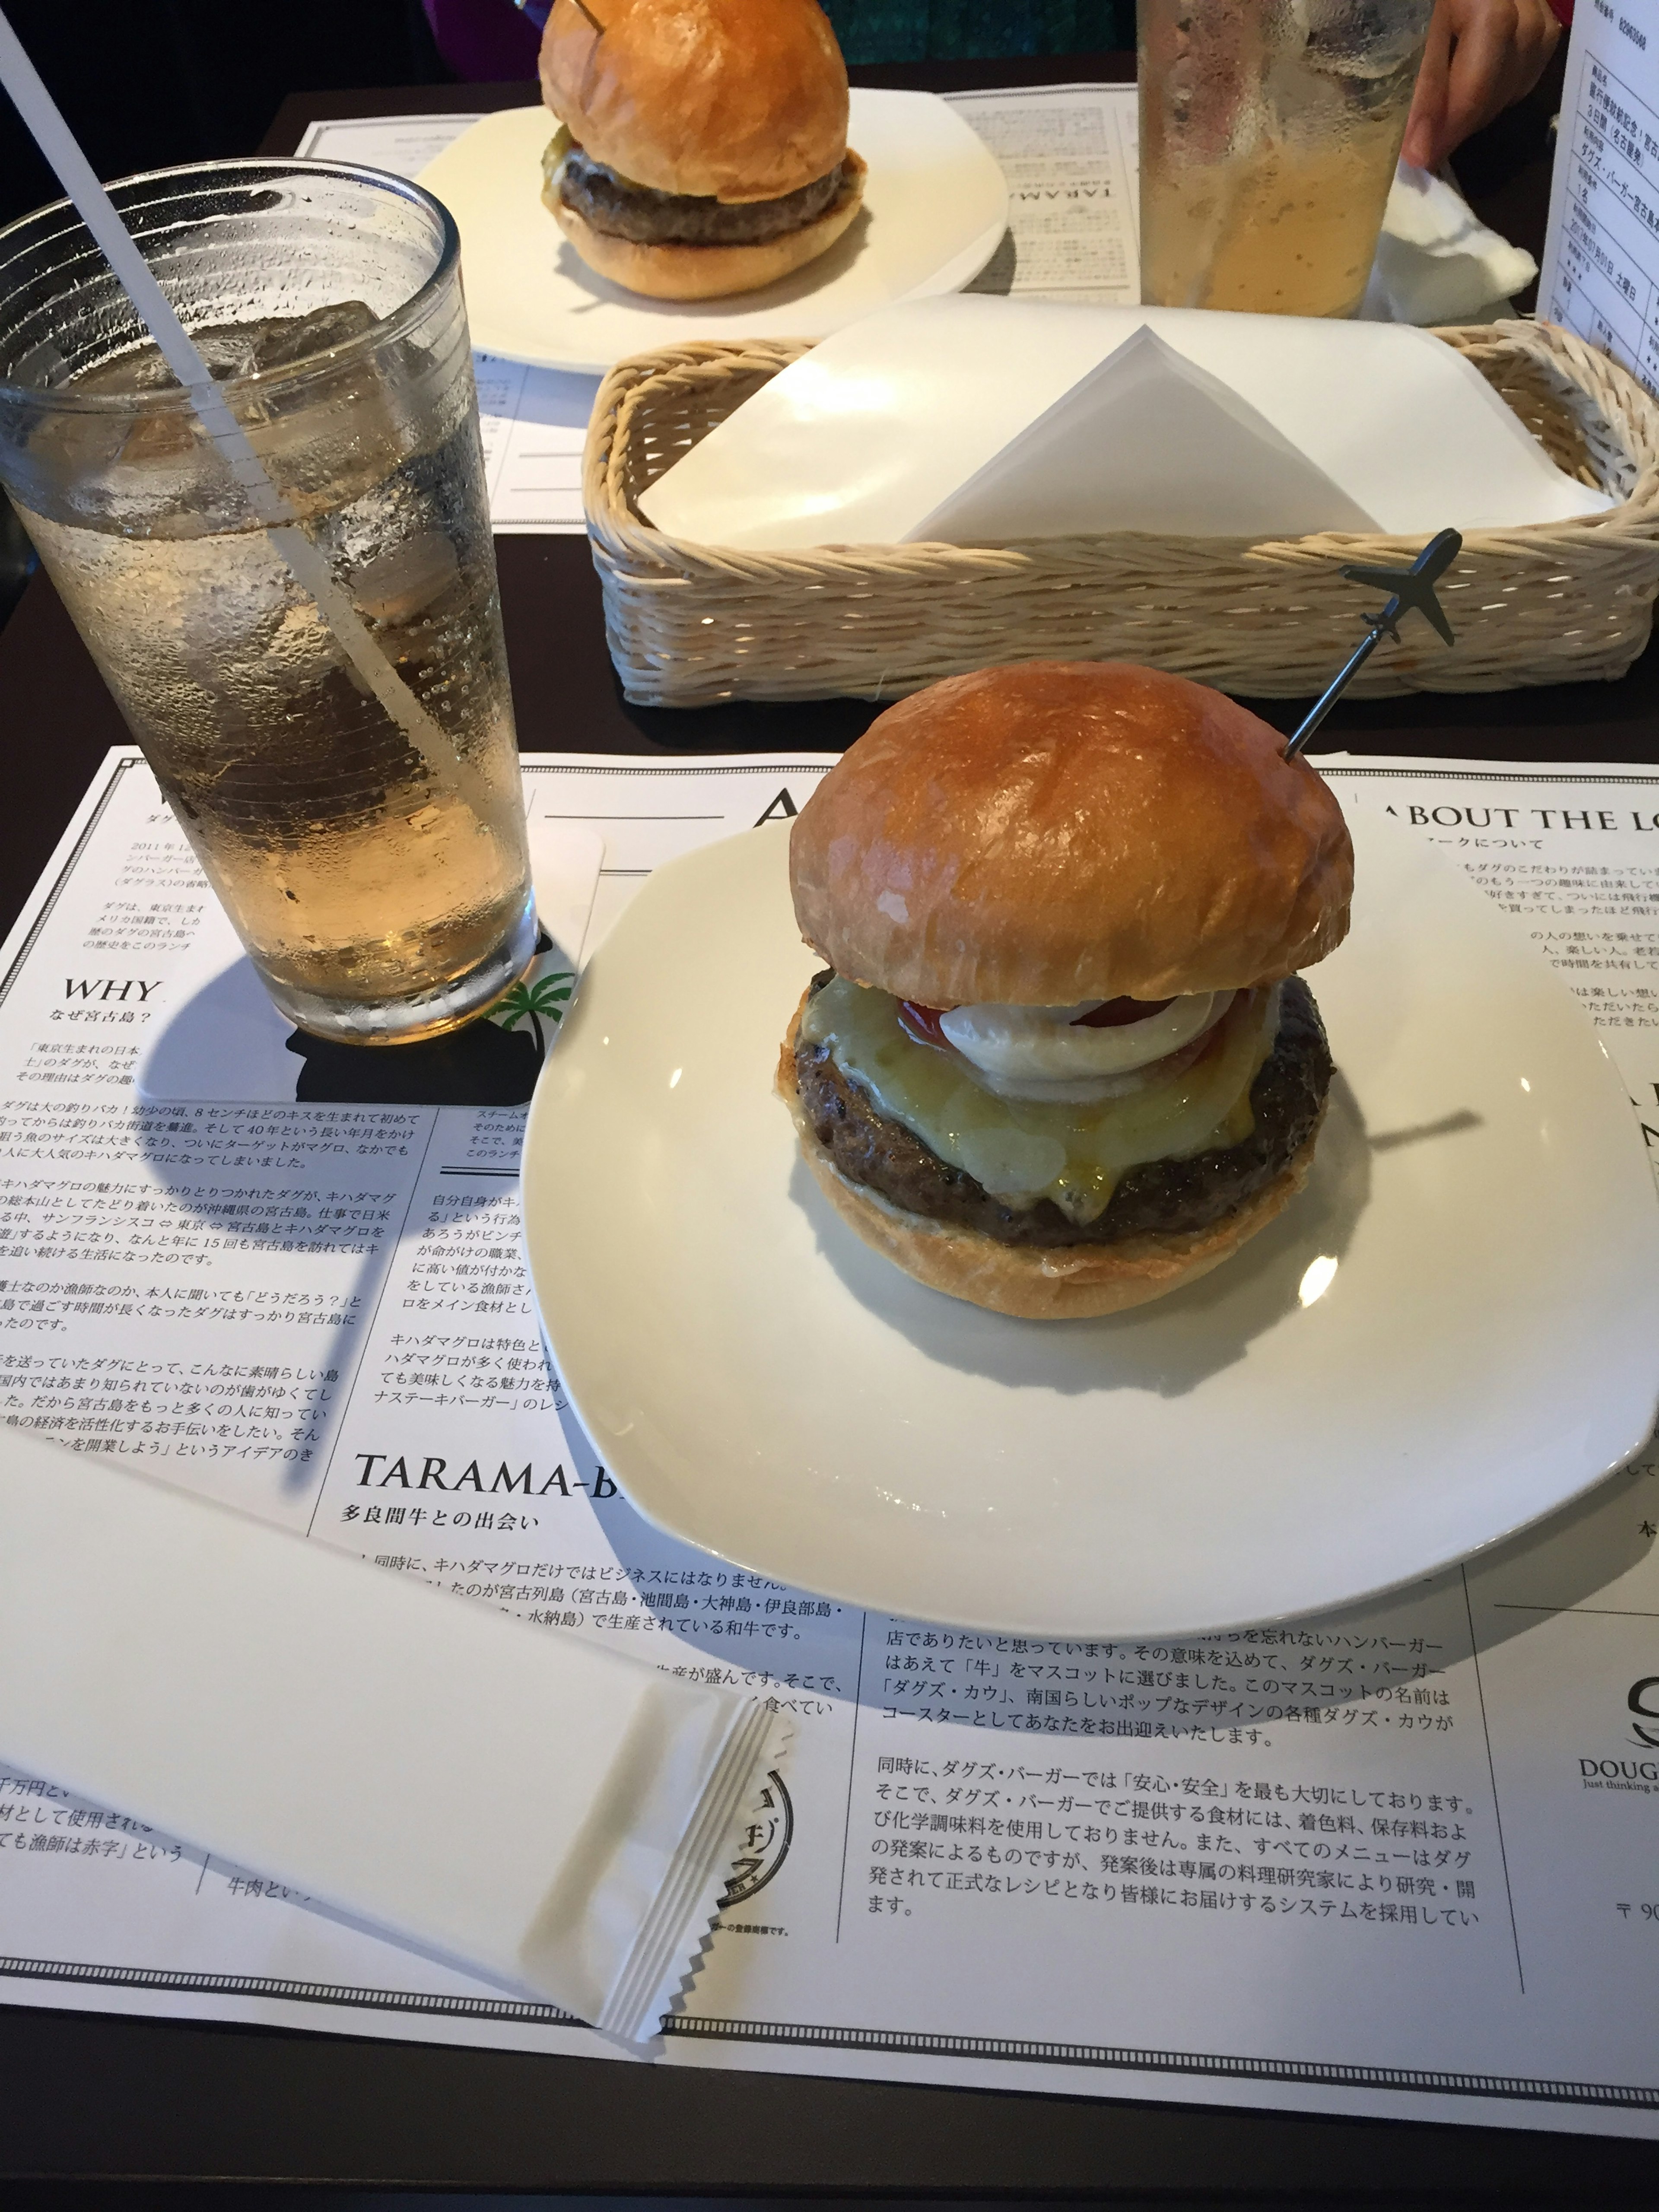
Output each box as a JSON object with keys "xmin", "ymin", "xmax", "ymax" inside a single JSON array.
[
  {"xmin": 0, "ymin": 160, "xmax": 535, "ymax": 1044},
  {"xmin": 1139, "ymin": 0, "xmax": 1434, "ymax": 318}
]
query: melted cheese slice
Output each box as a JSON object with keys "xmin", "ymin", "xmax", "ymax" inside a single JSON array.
[{"xmin": 801, "ymin": 978, "xmax": 1280, "ymax": 1224}]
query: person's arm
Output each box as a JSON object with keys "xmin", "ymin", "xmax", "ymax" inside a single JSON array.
[{"xmin": 1400, "ymin": 0, "xmax": 1561, "ymax": 170}]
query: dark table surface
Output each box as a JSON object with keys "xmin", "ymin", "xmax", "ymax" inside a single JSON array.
[{"xmin": 2, "ymin": 59, "xmax": 1657, "ymax": 2203}]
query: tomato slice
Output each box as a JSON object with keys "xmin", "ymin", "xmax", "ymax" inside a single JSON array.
[{"xmin": 897, "ymin": 1001, "xmax": 953, "ymax": 1050}]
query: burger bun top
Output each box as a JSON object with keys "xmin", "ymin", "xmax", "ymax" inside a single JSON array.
[
  {"xmin": 538, "ymin": 0, "xmax": 849, "ymax": 203},
  {"xmin": 789, "ymin": 661, "xmax": 1354, "ymax": 1008}
]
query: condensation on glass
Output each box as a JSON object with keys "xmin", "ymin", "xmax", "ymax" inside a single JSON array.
[
  {"xmin": 1139, "ymin": 0, "xmax": 1435, "ymax": 318},
  {"xmin": 0, "ymin": 162, "xmax": 534, "ymax": 1044}
]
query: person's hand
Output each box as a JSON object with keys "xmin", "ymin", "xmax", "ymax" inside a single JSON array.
[{"xmin": 1400, "ymin": 0, "xmax": 1561, "ymax": 172}]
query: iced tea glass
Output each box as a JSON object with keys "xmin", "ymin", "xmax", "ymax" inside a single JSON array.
[
  {"xmin": 1139, "ymin": 0, "xmax": 1434, "ymax": 318},
  {"xmin": 0, "ymin": 160, "xmax": 535, "ymax": 1043}
]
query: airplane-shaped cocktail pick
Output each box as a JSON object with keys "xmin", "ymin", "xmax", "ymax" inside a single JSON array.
[{"xmin": 1284, "ymin": 527, "xmax": 1464, "ymax": 758}]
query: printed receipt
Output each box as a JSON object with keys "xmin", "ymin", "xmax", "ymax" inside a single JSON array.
[
  {"xmin": 0, "ymin": 747, "xmax": 1655, "ymax": 2138},
  {"xmin": 293, "ymin": 88, "xmax": 1141, "ymax": 534},
  {"xmin": 1538, "ymin": 4, "xmax": 1659, "ymax": 400}
]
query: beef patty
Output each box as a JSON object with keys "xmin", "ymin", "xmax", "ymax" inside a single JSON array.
[
  {"xmin": 559, "ymin": 146, "xmax": 850, "ymax": 247},
  {"xmin": 793, "ymin": 973, "xmax": 1333, "ymax": 1248}
]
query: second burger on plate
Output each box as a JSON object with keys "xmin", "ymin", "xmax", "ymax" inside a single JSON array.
[{"xmin": 537, "ymin": 0, "xmax": 867, "ymax": 300}]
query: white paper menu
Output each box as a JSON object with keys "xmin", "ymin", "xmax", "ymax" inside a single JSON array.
[
  {"xmin": 0, "ymin": 745, "xmax": 1656, "ymax": 2139},
  {"xmin": 1538, "ymin": 4, "xmax": 1659, "ymax": 399},
  {"xmin": 944, "ymin": 82, "xmax": 1140, "ymax": 302}
]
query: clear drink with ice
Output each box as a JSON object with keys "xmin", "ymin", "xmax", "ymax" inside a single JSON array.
[
  {"xmin": 0, "ymin": 163, "xmax": 534, "ymax": 1043},
  {"xmin": 1139, "ymin": 0, "xmax": 1434, "ymax": 318}
]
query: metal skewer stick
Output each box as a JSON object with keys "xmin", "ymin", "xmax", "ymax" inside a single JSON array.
[{"xmin": 1284, "ymin": 527, "xmax": 1464, "ymax": 759}]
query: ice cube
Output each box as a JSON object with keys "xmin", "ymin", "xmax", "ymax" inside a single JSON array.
[
  {"xmin": 74, "ymin": 327, "xmax": 260, "ymax": 397},
  {"xmin": 348, "ymin": 530, "xmax": 461, "ymax": 623},
  {"xmin": 245, "ymin": 301, "xmax": 378, "ymax": 373}
]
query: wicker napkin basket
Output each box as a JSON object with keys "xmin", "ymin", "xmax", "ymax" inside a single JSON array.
[{"xmin": 583, "ymin": 322, "xmax": 1659, "ymax": 709}]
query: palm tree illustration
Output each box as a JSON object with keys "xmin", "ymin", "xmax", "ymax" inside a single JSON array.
[{"xmin": 494, "ymin": 971, "xmax": 574, "ymax": 1063}]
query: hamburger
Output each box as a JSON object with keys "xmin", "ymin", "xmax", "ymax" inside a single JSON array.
[
  {"xmin": 777, "ymin": 662, "xmax": 1351, "ymax": 1321},
  {"xmin": 537, "ymin": 0, "xmax": 866, "ymax": 301}
]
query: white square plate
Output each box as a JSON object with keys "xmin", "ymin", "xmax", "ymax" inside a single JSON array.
[{"xmin": 522, "ymin": 810, "xmax": 1659, "ymax": 1636}]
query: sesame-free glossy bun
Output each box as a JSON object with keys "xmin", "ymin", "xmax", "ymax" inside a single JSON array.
[
  {"xmin": 790, "ymin": 661, "xmax": 1353, "ymax": 1008},
  {"xmin": 545, "ymin": 152, "xmax": 865, "ymax": 300},
  {"xmin": 539, "ymin": 0, "xmax": 849, "ymax": 203}
]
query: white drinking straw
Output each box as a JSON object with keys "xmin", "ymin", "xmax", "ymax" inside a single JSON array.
[{"xmin": 0, "ymin": 6, "xmax": 492, "ymax": 818}]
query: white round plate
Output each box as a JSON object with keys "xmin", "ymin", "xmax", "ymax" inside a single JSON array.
[
  {"xmin": 522, "ymin": 812, "xmax": 1659, "ymax": 1637},
  {"xmin": 416, "ymin": 91, "xmax": 1009, "ymax": 374}
]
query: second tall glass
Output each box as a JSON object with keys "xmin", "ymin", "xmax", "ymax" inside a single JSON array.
[{"xmin": 1139, "ymin": 0, "xmax": 1434, "ymax": 318}]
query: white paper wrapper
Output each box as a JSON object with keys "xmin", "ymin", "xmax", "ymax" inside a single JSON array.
[
  {"xmin": 638, "ymin": 296, "xmax": 1612, "ymax": 551},
  {"xmin": 0, "ymin": 1431, "xmax": 782, "ymax": 2042}
]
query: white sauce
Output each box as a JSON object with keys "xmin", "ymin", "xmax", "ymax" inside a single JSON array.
[{"xmin": 938, "ymin": 992, "xmax": 1233, "ymax": 1103}]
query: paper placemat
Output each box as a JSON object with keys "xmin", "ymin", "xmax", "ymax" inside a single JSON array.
[{"xmin": 0, "ymin": 746, "xmax": 1655, "ymax": 2136}]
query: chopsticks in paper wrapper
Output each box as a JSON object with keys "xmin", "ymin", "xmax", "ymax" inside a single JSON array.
[{"xmin": 0, "ymin": 1432, "xmax": 783, "ymax": 2040}]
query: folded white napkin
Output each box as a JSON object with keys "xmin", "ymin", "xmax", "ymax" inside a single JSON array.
[
  {"xmin": 639, "ymin": 296, "xmax": 1609, "ymax": 551},
  {"xmin": 1366, "ymin": 163, "xmax": 1539, "ymax": 326}
]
